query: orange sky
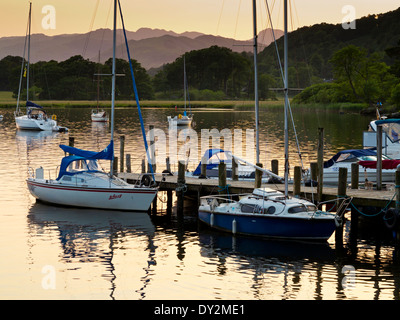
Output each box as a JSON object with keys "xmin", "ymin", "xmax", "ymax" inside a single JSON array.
[{"xmin": 0, "ymin": 0, "xmax": 398, "ymax": 39}]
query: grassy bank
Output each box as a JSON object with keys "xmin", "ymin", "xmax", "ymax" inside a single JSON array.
[{"xmin": 0, "ymin": 90, "xmax": 367, "ymax": 112}]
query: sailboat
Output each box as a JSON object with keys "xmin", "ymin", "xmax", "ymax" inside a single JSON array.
[
  {"xmin": 14, "ymin": 2, "xmax": 67, "ymax": 132},
  {"xmin": 27, "ymin": 0, "xmax": 158, "ymax": 211},
  {"xmin": 198, "ymin": 0, "xmax": 339, "ymax": 240},
  {"xmin": 91, "ymin": 51, "xmax": 109, "ymax": 122},
  {"xmin": 167, "ymin": 55, "xmax": 193, "ymax": 126}
]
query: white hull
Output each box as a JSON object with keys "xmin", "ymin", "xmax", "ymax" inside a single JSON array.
[
  {"xmin": 15, "ymin": 114, "xmax": 58, "ymax": 131},
  {"xmin": 168, "ymin": 115, "xmax": 192, "ymax": 126},
  {"xmin": 322, "ymin": 168, "xmax": 395, "ymax": 185},
  {"xmin": 91, "ymin": 111, "xmax": 108, "ymax": 122},
  {"xmin": 27, "ymin": 179, "xmax": 157, "ymax": 211}
]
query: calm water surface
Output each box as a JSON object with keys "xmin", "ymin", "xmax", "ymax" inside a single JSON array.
[{"xmin": 1, "ymin": 106, "xmax": 400, "ymax": 300}]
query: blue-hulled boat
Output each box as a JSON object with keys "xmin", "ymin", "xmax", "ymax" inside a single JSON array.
[
  {"xmin": 198, "ymin": 188, "xmax": 337, "ymax": 240},
  {"xmin": 198, "ymin": 0, "xmax": 339, "ymax": 241}
]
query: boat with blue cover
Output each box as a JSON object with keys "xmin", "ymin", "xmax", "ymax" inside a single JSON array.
[{"xmin": 27, "ymin": 0, "xmax": 158, "ymax": 211}]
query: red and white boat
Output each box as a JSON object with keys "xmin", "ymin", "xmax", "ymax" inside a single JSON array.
[
  {"xmin": 27, "ymin": 142, "xmax": 157, "ymax": 211},
  {"xmin": 27, "ymin": 0, "xmax": 157, "ymax": 211}
]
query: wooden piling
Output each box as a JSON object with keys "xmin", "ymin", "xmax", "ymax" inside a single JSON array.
[
  {"xmin": 177, "ymin": 161, "xmax": 186, "ymax": 216},
  {"xmin": 294, "ymin": 166, "xmax": 301, "ymax": 197},
  {"xmin": 201, "ymin": 156, "xmax": 207, "ymax": 177},
  {"xmin": 377, "ymin": 125, "xmax": 383, "ymax": 190},
  {"xmin": 113, "ymin": 156, "xmax": 118, "ymax": 175},
  {"xmin": 68, "ymin": 137, "xmax": 74, "ymax": 156},
  {"xmin": 218, "ymin": 162, "xmax": 227, "ymax": 194},
  {"xmin": 338, "ymin": 167, "xmax": 347, "ymax": 197},
  {"xmin": 126, "ymin": 154, "xmax": 131, "ymax": 173},
  {"xmin": 271, "ymin": 160, "xmax": 279, "ymax": 175},
  {"xmin": 142, "ymin": 158, "xmax": 146, "ymax": 173},
  {"xmin": 351, "ymin": 162, "xmax": 359, "ymax": 189},
  {"xmin": 310, "ymin": 162, "xmax": 318, "ymax": 182},
  {"xmin": 232, "ymin": 158, "xmax": 238, "ymax": 181},
  {"xmin": 255, "ymin": 163, "xmax": 263, "ymax": 188},
  {"xmin": 396, "ymin": 167, "xmax": 400, "ymax": 210},
  {"xmin": 317, "ymin": 128, "xmax": 324, "ymax": 202},
  {"xmin": 166, "ymin": 157, "xmax": 171, "ymax": 172},
  {"xmin": 119, "ymin": 135, "xmax": 125, "ymax": 173}
]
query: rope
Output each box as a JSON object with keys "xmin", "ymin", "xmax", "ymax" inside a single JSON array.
[{"xmin": 218, "ymin": 184, "xmax": 231, "ymax": 195}]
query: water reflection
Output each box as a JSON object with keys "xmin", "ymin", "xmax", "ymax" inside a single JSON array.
[{"xmin": 27, "ymin": 202, "xmax": 156, "ymax": 299}]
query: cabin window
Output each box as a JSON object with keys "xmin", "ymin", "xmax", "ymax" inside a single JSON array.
[
  {"xmin": 265, "ymin": 206, "xmax": 276, "ymax": 214},
  {"xmin": 288, "ymin": 205, "xmax": 307, "ymax": 214},
  {"xmin": 241, "ymin": 204, "xmax": 256, "ymax": 213},
  {"xmin": 62, "ymin": 176, "xmax": 72, "ymax": 181}
]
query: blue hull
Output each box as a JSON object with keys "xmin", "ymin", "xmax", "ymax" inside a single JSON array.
[{"xmin": 198, "ymin": 211, "xmax": 336, "ymax": 241}]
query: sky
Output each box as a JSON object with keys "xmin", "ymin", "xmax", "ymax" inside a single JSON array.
[{"xmin": 0, "ymin": 0, "xmax": 399, "ymax": 40}]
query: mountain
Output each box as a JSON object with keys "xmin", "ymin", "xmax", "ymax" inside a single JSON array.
[{"xmin": 0, "ymin": 27, "xmax": 283, "ymax": 70}]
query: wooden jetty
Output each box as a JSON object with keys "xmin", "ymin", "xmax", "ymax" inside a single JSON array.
[{"xmin": 118, "ymin": 170, "xmax": 397, "ymax": 209}]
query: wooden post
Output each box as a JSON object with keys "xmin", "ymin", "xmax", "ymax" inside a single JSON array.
[
  {"xmin": 232, "ymin": 158, "xmax": 238, "ymax": 181},
  {"xmin": 149, "ymin": 125, "xmax": 156, "ymax": 174},
  {"xmin": 218, "ymin": 162, "xmax": 227, "ymax": 194},
  {"xmin": 166, "ymin": 156, "xmax": 171, "ymax": 172},
  {"xmin": 177, "ymin": 161, "xmax": 186, "ymax": 216},
  {"xmin": 113, "ymin": 156, "xmax": 118, "ymax": 175},
  {"xmin": 119, "ymin": 135, "xmax": 125, "ymax": 173},
  {"xmin": 396, "ymin": 167, "xmax": 400, "ymax": 210},
  {"xmin": 166, "ymin": 189, "xmax": 172, "ymax": 218},
  {"xmin": 271, "ymin": 159, "xmax": 279, "ymax": 175},
  {"xmin": 255, "ymin": 163, "xmax": 263, "ymax": 188},
  {"xmin": 317, "ymin": 128, "xmax": 324, "ymax": 202},
  {"xmin": 294, "ymin": 166, "xmax": 301, "ymax": 197},
  {"xmin": 126, "ymin": 154, "xmax": 131, "ymax": 173},
  {"xmin": 201, "ymin": 156, "xmax": 207, "ymax": 177},
  {"xmin": 68, "ymin": 137, "xmax": 74, "ymax": 156},
  {"xmin": 142, "ymin": 158, "xmax": 146, "ymax": 173},
  {"xmin": 310, "ymin": 162, "xmax": 318, "ymax": 182},
  {"xmin": 377, "ymin": 125, "xmax": 382, "ymax": 190},
  {"xmin": 351, "ymin": 162, "xmax": 359, "ymax": 189},
  {"xmin": 338, "ymin": 167, "xmax": 347, "ymax": 197}
]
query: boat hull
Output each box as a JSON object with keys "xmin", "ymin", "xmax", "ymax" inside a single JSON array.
[
  {"xmin": 91, "ymin": 112, "xmax": 108, "ymax": 122},
  {"xmin": 323, "ymin": 169, "xmax": 395, "ymax": 185},
  {"xmin": 198, "ymin": 210, "xmax": 336, "ymax": 240},
  {"xmin": 15, "ymin": 115, "xmax": 57, "ymax": 131},
  {"xmin": 27, "ymin": 179, "xmax": 157, "ymax": 211}
]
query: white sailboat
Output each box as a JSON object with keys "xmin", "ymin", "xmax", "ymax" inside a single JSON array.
[
  {"xmin": 91, "ymin": 51, "xmax": 109, "ymax": 122},
  {"xmin": 14, "ymin": 2, "xmax": 67, "ymax": 132},
  {"xmin": 198, "ymin": 0, "xmax": 340, "ymax": 240},
  {"xmin": 27, "ymin": 0, "xmax": 158, "ymax": 211},
  {"xmin": 167, "ymin": 55, "xmax": 193, "ymax": 126}
]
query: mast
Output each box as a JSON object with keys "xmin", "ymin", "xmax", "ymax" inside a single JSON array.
[
  {"xmin": 283, "ymin": 0, "xmax": 289, "ymax": 197},
  {"xmin": 184, "ymin": 55, "xmax": 187, "ymax": 114},
  {"xmin": 110, "ymin": 0, "xmax": 116, "ymax": 176},
  {"xmin": 26, "ymin": 1, "xmax": 32, "ymax": 104},
  {"xmin": 252, "ymin": 0, "xmax": 260, "ymax": 164}
]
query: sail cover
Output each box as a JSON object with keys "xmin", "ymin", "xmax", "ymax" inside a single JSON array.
[
  {"xmin": 59, "ymin": 140, "xmax": 114, "ymax": 160},
  {"xmin": 26, "ymin": 101, "xmax": 43, "ymax": 109}
]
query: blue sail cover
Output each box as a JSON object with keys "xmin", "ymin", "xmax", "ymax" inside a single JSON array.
[
  {"xmin": 59, "ymin": 140, "xmax": 114, "ymax": 160},
  {"xmin": 324, "ymin": 149, "xmax": 377, "ymax": 168},
  {"xmin": 56, "ymin": 141, "xmax": 113, "ymax": 180},
  {"xmin": 26, "ymin": 101, "xmax": 43, "ymax": 109},
  {"xmin": 192, "ymin": 149, "xmax": 227, "ymax": 175}
]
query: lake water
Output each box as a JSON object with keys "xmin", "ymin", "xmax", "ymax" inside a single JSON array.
[{"xmin": 1, "ymin": 105, "xmax": 400, "ymax": 301}]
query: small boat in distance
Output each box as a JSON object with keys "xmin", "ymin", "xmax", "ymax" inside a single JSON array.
[
  {"xmin": 91, "ymin": 51, "xmax": 108, "ymax": 122},
  {"xmin": 167, "ymin": 55, "xmax": 193, "ymax": 126},
  {"xmin": 14, "ymin": 3, "xmax": 67, "ymax": 132}
]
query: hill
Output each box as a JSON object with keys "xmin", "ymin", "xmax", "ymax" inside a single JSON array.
[{"xmin": 0, "ymin": 27, "xmax": 283, "ymax": 70}]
